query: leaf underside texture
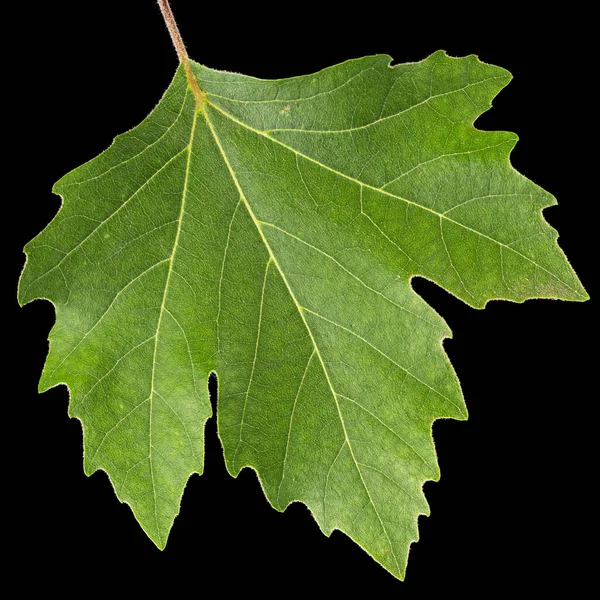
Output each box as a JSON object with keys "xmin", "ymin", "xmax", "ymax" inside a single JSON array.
[{"xmin": 19, "ymin": 51, "xmax": 587, "ymax": 579}]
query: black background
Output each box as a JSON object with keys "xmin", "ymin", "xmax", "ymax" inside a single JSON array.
[{"xmin": 11, "ymin": 0, "xmax": 594, "ymax": 591}]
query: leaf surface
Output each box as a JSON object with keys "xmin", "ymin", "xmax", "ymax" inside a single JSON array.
[{"xmin": 19, "ymin": 50, "xmax": 586, "ymax": 578}]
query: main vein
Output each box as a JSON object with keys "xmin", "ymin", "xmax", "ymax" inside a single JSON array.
[{"xmin": 203, "ymin": 106, "xmax": 401, "ymax": 575}]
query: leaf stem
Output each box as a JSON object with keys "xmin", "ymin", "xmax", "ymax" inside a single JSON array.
[{"xmin": 157, "ymin": 0, "xmax": 205, "ymax": 107}]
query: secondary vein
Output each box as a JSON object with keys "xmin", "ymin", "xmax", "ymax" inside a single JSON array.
[{"xmin": 147, "ymin": 103, "xmax": 200, "ymax": 544}]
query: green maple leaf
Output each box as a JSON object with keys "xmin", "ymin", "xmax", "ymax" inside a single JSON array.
[{"xmin": 18, "ymin": 7, "xmax": 587, "ymax": 580}]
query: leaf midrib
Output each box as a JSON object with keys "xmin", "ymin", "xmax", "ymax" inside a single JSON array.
[{"xmin": 203, "ymin": 104, "xmax": 404, "ymax": 577}]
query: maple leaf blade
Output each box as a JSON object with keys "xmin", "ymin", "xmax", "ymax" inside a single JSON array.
[{"xmin": 18, "ymin": 49, "xmax": 587, "ymax": 578}]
